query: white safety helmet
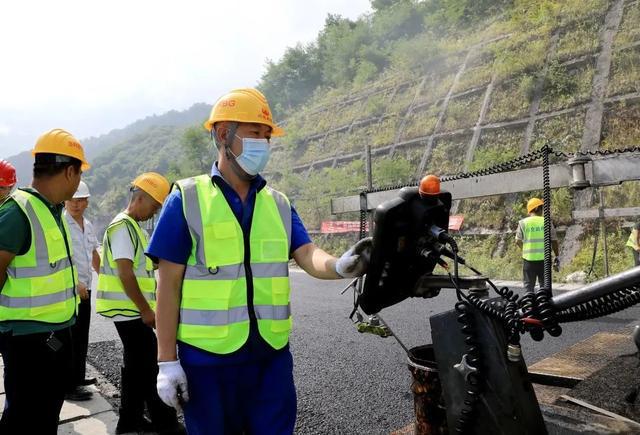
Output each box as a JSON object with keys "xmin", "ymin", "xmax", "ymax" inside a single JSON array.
[{"xmin": 72, "ymin": 181, "xmax": 91, "ymax": 199}]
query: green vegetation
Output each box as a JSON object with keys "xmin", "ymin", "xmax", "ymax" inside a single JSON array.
[
  {"xmin": 372, "ymin": 154, "xmax": 415, "ymax": 186},
  {"xmin": 614, "ymin": 2, "xmax": 640, "ymax": 47},
  {"xmin": 454, "ymin": 235, "xmax": 522, "ymax": 279},
  {"xmin": 601, "ymin": 102, "xmax": 640, "ymax": 150},
  {"xmin": 83, "ymin": 126, "xmax": 186, "ymax": 230},
  {"xmin": 426, "ymin": 134, "xmax": 471, "ymax": 176},
  {"xmin": 457, "ymin": 197, "xmax": 506, "ymax": 229},
  {"xmin": 539, "ymin": 61, "xmax": 594, "ymax": 112},
  {"xmin": 455, "ymin": 64, "xmax": 494, "ymax": 93},
  {"xmin": 492, "ymin": 35, "xmax": 550, "ymax": 80},
  {"xmin": 554, "ymin": 16, "xmax": 602, "ymax": 61},
  {"xmin": 401, "ymin": 103, "xmax": 441, "ymax": 141},
  {"xmin": 419, "ymin": 73, "xmax": 456, "ymax": 105},
  {"xmin": 442, "ymin": 91, "xmax": 484, "ymax": 130},
  {"xmin": 469, "ymin": 127, "xmax": 524, "ymax": 172},
  {"xmin": 373, "ymin": 115, "xmax": 400, "ymax": 147},
  {"xmin": 485, "ymin": 74, "xmax": 535, "ymax": 123},
  {"xmin": 602, "ymin": 181, "xmax": 640, "ymax": 209},
  {"xmin": 607, "ymin": 46, "xmax": 640, "ymax": 97},
  {"xmin": 532, "ymin": 110, "xmax": 585, "ymax": 154},
  {"xmin": 568, "ymin": 225, "xmax": 632, "ymax": 281}
]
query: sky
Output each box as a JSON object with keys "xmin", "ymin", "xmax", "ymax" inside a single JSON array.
[{"xmin": 0, "ymin": 0, "xmax": 371, "ymax": 158}]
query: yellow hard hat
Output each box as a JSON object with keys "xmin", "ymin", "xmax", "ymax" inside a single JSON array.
[
  {"xmin": 32, "ymin": 128, "xmax": 91, "ymax": 171},
  {"xmin": 527, "ymin": 197, "xmax": 544, "ymax": 214},
  {"xmin": 132, "ymin": 172, "xmax": 170, "ymax": 205},
  {"xmin": 203, "ymin": 88, "xmax": 285, "ymax": 137}
]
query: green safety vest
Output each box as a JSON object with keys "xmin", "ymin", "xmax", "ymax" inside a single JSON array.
[
  {"xmin": 627, "ymin": 229, "xmax": 639, "ymax": 251},
  {"xmin": 96, "ymin": 212, "xmax": 156, "ymax": 317},
  {"xmin": 521, "ymin": 215, "xmax": 545, "ymax": 261},
  {"xmin": 176, "ymin": 174, "xmax": 292, "ymax": 354},
  {"xmin": 0, "ymin": 189, "xmax": 77, "ymax": 324}
]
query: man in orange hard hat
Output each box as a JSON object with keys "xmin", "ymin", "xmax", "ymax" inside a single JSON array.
[
  {"xmin": 96, "ymin": 173, "xmax": 184, "ymax": 434},
  {"xmin": 0, "ymin": 159, "xmax": 17, "ymax": 202},
  {"xmin": 0, "ymin": 129, "xmax": 89, "ymax": 434},
  {"xmin": 148, "ymin": 88, "xmax": 371, "ymax": 434},
  {"xmin": 515, "ymin": 197, "xmax": 559, "ymax": 293}
]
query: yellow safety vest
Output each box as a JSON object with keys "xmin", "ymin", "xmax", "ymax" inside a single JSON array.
[
  {"xmin": 175, "ymin": 174, "xmax": 292, "ymax": 354},
  {"xmin": 96, "ymin": 212, "xmax": 156, "ymax": 317},
  {"xmin": 0, "ymin": 189, "xmax": 77, "ymax": 324},
  {"xmin": 627, "ymin": 228, "xmax": 639, "ymax": 251},
  {"xmin": 521, "ymin": 216, "xmax": 545, "ymax": 261}
]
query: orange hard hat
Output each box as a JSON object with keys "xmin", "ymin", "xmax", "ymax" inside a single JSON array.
[
  {"xmin": 419, "ymin": 174, "xmax": 441, "ymax": 196},
  {"xmin": 527, "ymin": 197, "xmax": 544, "ymax": 214},
  {"xmin": 203, "ymin": 88, "xmax": 285, "ymax": 136}
]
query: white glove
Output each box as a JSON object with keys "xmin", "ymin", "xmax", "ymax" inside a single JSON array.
[
  {"xmin": 157, "ymin": 360, "xmax": 189, "ymax": 411},
  {"xmin": 335, "ymin": 237, "xmax": 373, "ymax": 278}
]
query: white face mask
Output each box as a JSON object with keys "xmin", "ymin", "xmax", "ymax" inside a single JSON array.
[{"xmin": 231, "ymin": 135, "xmax": 271, "ymax": 176}]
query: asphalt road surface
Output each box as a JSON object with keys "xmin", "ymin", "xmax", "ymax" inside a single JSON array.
[{"xmin": 88, "ymin": 270, "xmax": 640, "ymax": 434}]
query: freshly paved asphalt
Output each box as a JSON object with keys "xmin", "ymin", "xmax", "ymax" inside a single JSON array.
[{"xmin": 87, "ymin": 270, "xmax": 640, "ymax": 434}]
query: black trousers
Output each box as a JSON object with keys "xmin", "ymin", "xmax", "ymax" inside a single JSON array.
[
  {"xmin": 70, "ymin": 290, "xmax": 91, "ymax": 387},
  {"xmin": 0, "ymin": 327, "xmax": 73, "ymax": 435},
  {"xmin": 632, "ymin": 249, "xmax": 640, "ymax": 267},
  {"xmin": 523, "ymin": 259, "xmax": 544, "ymax": 293},
  {"xmin": 114, "ymin": 318, "xmax": 177, "ymax": 426}
]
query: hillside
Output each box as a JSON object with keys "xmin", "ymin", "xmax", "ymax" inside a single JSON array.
[
  {"xmin": 6, "ymin": 103, "xmax": 209, "ymax": 189},
  {"xmin": 259, "ymin": 0, "xmax": 640, "ymax": 280},
  {"xmin": 7, "ymin": 0, "xmax": 640, "ymax": 282}
]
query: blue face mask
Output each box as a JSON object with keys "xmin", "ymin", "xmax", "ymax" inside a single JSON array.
[{"xmin": 231, "ymin": 135, "xmax": 271, "ymax": 176}]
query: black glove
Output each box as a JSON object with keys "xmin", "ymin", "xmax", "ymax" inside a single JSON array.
[{"xmin": 335, "ymin": 237, "xmax": 373, "ymax": 278}]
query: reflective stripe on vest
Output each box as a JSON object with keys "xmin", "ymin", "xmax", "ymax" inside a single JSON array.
[
  {"xmin": 95, "ymin": 212, "xmax": 156, "ymax": 317},
  {"xmin": 521, "ymin": 216, "xmax": 545, "ymax": 261},
  {"xmin": 176, "ymin": 174, "xmax": 292, "ymax": 354},
  {"xmin": 0, "ymin": 189, "xmax": 77, "ymax": 324}
]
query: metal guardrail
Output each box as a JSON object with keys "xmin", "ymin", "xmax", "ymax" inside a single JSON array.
[{"xmin": 331, "ymin": 152, "xmax": 640, "ymax": 214}]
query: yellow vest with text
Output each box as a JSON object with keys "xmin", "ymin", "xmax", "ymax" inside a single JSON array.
[
  {"xmin": 96, "ymin": 212, "xmax": 156, "ymax": 317},
  {"xmin": 0, "ymin": 189, "xmax": 77, "ymax": 324},
  {"xmin": 176, "ymin": 174, "xmax": 292, "ymax": 354},
  {"xmin": 521, "ymin": 215, "xmax": 545, "ymax": 261}
]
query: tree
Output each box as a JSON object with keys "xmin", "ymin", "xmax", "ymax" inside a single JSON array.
[
  {"xmin": 179, "ymin": 126, "xmax": 214, "ymax": 175},
  {"xmin": 259, "ymin": 43, "xmax": 323, "ymax": 117}
]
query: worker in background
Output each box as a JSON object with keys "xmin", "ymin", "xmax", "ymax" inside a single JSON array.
[
  {"xmin": 516, "ymin": 197, "xmax": 559, "ymax": 293},
  {"xmin": 150, "ymin": 88, "xmax": 372, "ymax": 434},
  {"xmin": 95, "ymin": 172, "xmax": 185, "ymax": 435},
  {"xmin": 0, "ymin": 129, "xmax": 89, "ymax": 434},
  {"xmin": 626, "ymin": 222, "xmax": 640, "ymax": 266},
  {"xmin": 0, "ymin": 159, "xmax": 17, "ymax": 202},
  {"xmin": 64, "ymin": 181, "xmax": 100, "ymax": 401}
]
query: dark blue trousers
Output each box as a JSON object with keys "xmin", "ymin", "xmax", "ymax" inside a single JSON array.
[{"xmin": 182, "ymin": 348, "xmax": 296, "ymax": 435}]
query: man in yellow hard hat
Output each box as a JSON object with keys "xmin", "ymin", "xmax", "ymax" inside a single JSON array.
[
  {"xmin": 515, "ymin": 197, "xmax": 559, "ymax": 293},
  {"xmin": 148, "ymin": 88, "xmax": 371, "ymax": 434},
  {"xmin": 0, "ymin": 129, "xmax": 89, "ymax": 434},
  {"xmin": 95, "ymin": 173, "xmax": 185, "ymax": 435}
]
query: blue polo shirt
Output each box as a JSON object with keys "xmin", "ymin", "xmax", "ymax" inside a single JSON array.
[{"xmin": 146, "ymin": 164, "xmax": 311, "ymax": 366}]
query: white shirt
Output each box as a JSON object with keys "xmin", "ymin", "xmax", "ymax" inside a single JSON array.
[
  {"xmin": 108, "ymin": 222, "xmax": 150, "ymax": 322},
  {"xmin": 64, "ymin": 211, "xmax": 99, "ymax": 289}
]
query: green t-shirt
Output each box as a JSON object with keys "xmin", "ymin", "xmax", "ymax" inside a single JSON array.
[{"xmin": 0, "ymin": 188, "xmax": 76, "ymax": 335}]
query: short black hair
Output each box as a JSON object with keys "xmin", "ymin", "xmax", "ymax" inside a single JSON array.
[{"xmin": 33, "ymin": 153, "xmax": 82, "ymax": 179}]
